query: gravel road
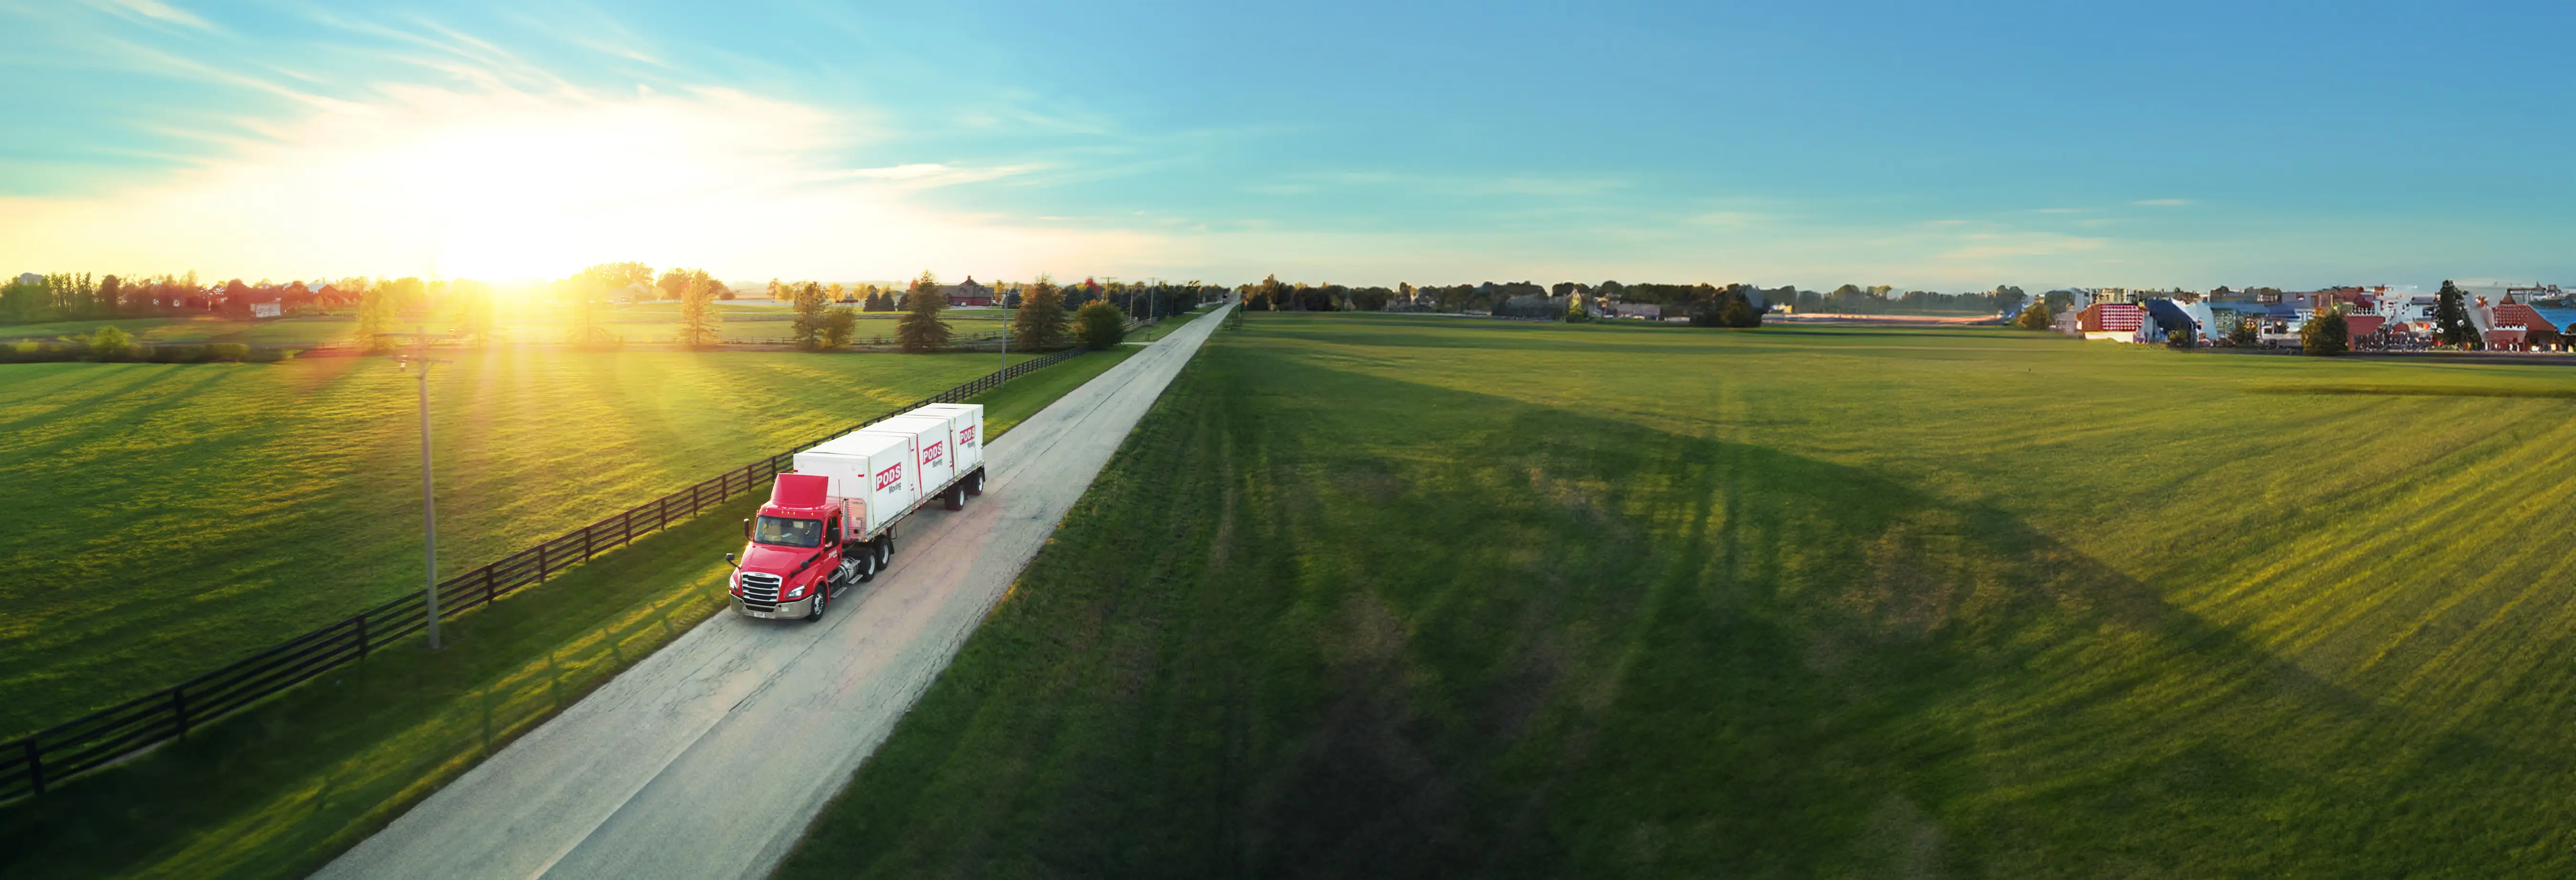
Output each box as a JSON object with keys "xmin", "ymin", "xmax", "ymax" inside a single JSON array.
[{"xmin": 314, "ymin": 303, "xmax": 1234, "ymax": 880}]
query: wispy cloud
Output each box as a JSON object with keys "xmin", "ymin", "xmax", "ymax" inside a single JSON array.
[
  {"xmin": 88, "ymin": 0, "xmax": 209, "ymax": 30},
  {"xmin": 821, "ymin": 162, "xmax": 1045, "ymax": 188},
  {"xmin": 1938, "ymin": 232, "xmax": 2111, "ymax": 260},
  {"xmin": 0, "ymin": 82, "xmax": 1158, "ymax": 280},
  {"xmin": 2133, "ymin": 198, "xmax": 2193, "ymax": 206}
]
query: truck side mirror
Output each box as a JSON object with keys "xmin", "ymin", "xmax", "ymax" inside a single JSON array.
[
  {"xmin": 742, "ymin": 518, "xmax": 751, "ymax": 539},
  {"xmin": 724, "ymin": 552, "xmax": 737, "ymax": 567}
]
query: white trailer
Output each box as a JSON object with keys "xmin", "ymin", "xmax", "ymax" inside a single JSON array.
[
  {"xmin": 790, "ymin": 402, "xmax": 989, "ymax": 546},
  {"xmin": 855, "ymin": 406, "xmax": 987, "ymax": 512},
  {"xmin": 908, "ymin": 403, "xmax": 987, "ymax": 474}
]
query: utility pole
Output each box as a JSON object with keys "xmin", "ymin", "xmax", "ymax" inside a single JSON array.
[
  {"xmin": 1000, "ymin": 283, "xmax": 1010, "ymax": 386},
  {"xmin": 396, "ymin": 330, "xmax": 452, "ymax": 650}
]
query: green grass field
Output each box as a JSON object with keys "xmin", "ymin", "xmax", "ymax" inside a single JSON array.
[
  {"xmin": 779, "ymin": 314, "xmax": 2576, "ymax": 877},
  {"xmin": 0, "ymin": 348, "xmax": 1038, "ymax": 738},
  {"xmin": 0, "ymin": 347, "xmax": 1130, "ymax": 880}
]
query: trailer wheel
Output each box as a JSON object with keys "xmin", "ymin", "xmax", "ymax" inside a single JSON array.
[
  {"xmin": 944, "ymin": 485, "xmax": 965, "ymax": 511},
  {"xmin": 966, "ymin": 468, "xmax": 985, "ymax": 496}
]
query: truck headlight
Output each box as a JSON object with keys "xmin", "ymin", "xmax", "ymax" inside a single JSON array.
[{"xmin": 784, "ymin": 584, "xmax": 808, "ymax": 599}]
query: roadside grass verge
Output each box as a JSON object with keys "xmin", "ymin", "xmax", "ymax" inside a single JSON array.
[
  {"xmin": 776, "ymin": 314, "xmax": 2576, "ymax": 877},
  {"xmin": 0, "ymin": 350, "xmax": 1028, "ymax": 737},
  {"xmin": 0, "ymin": 508, "xmax": 743, "ymax": 880},
  {"xmin": 0, "ymin": 348, "xmax": 1119, "ymax": 879},
  {"xmin": 970, "ymin": 347, "xmax": 1141, "ymax": 437}
]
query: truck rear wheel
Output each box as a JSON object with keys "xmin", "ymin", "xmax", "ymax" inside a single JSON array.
[{"xmin": 855, "ymin": 548, "xmax": 878, "ymax": 583}]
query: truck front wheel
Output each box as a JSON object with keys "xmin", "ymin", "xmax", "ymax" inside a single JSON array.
[{"xmin": 805, "ymin": 584, "xmax": 829, "ymax": 621}]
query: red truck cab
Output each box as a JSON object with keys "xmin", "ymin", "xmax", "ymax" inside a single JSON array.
[{"xmin": 726, "ymin": 473, "xmax": 862, "ymax": 620}]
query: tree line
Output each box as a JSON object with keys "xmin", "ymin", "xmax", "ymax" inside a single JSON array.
[{"xmin": 1231, "ymin": 276, "xmax": 2033, "ymax": 324}]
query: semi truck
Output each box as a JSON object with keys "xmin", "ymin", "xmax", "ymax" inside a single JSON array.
[{"xmin": 722, "ymin": 402, "xmax": 987, "ymax": 620}]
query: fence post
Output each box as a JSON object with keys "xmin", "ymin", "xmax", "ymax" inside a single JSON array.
[
  {"xmin": 482, "ymin": 565, "xmax": 496, "ymax": 603},
  {"xmin": 172, "ymin": 688, "xmax": 190, "ymax": 738},
  {"xmin": 582, "ymin": 524, "xmax": 594, "ymax": 560},
  {"xmin": 22, "ymin": 739, "xmax": 40, "ymax": 796},
  {"xmin": 355, "ymin": 614, "xmax": 370, "ymax": 660},
  {"xmin": 538, "ymin": 541, "xmax": 550, "ymax": 583}
]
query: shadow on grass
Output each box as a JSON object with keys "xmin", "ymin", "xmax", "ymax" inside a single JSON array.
[
  {"xmin": 778, "ymin": 340, "xmax": 2557, "ymax": 879},
  {"xmin": 0, "ymin": 505, "xmax": 748, "ymax": 880}
]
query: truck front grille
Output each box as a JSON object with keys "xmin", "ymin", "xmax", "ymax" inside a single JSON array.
[{"xmin": 739, "ymin": 572, "xmax": 783, "ymax": 611}]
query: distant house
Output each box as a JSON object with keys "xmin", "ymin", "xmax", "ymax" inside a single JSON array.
[
  {"xmin": 2075, "ymin": 302, "xmax": 2146, "ymax": 341},
  {"xmin": 250, "ymin": 301, "xmax": 283, "ymax": 319},
  {"xmin": 1610, "ymin": 302, "xmax": 1662, "ymax": 319},
  {"xmin": 2491, "ymin": 296, "xmax": 2562, "ymax": 351},
  {"xmin": 14, "ymin": 272, "xmax": 37, "ymax": 286},
  {"xmin": 2140, "ymin": 299, "xmax": 2196, "ymax": 343},
  {"xmin": 940, "ymin": 277, "xmax": 996, "ymax": 307}
]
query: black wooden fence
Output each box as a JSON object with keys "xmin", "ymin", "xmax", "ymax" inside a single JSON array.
[{"xmin": 0, "ymin": 345, "xmax": 1094, "ymax": 800}]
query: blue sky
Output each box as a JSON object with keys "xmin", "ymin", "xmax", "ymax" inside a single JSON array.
[{"xmin": 2, "ymin": 0, "xmax": 2570, "ymax": 290}]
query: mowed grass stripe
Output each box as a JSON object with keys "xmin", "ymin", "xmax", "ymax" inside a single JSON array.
[{"xmin": 777, "ymin": 314, "xmax": 2576, "ymax": 877}]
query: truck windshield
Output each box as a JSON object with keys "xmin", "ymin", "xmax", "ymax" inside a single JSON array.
[{"xmin": 752, "ymin": 515, "xmax": 822, "ymax": 548}]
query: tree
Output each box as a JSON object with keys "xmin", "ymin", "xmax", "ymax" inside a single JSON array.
[
  {"xmin": 377, "ymin": 276, "xmax": 430, "ymax": 319},
  {"xmin": 1721, "ymin": 294, "xmax": 1762, "ymax": 327},
  {"xmin": 448, "ymin": 280, "xmax": 496, "ymax": 345},
  {"xmin": 1014, "ymin": 275, "xmax": 1069, "ymax": 351},
  {"xmin": 3, "ymin": 276, "xmax": 51, "ymax": 321},
  {"xmin": 1074, "ymin": 301, "xmax": 1125, "ymax": 349},
  {"xmin": 2434, "ymin": 280, "xmax": 2477, "ymax": 349},
  {"xmin": 1252, "ymin": 274, "xmax": 1285, "ymax": 311},
  {"xmin": 2302, "ymin": 306, "xmax": 2350, "ymax": 356},
  {"xmin": 87, "ymin": 325, "xmax": 135, "ymax": 359},
  {"xmin": 353, "ymin": 287, "xmax": 401, "ymax": 352},
  {"xmin": 897, "ymin": 271, "xmax": 951, "ymax": 353},
  {"xmin": 2229, "ymin": 318, "xmax": 2258, "ymax": 347},
  {"xmin": 219, "ymin": 278, "xmax": 253, "ymax": 318},
  {"xmin": 790, "ymin": 281, "xmax": 830, "ymax": 349},
  {"xmin": 2013, "ymin": 302, "xmax": 2054, "ymax": 330},
  {"xmin": 656, "ymin": 268, "xmax": 693, "ymax": 301},
  {"xmin": 819, "ymin": 305, "xmax": 858, "ymax": 349},
  {"xmin": 1991, "ymin": 285, "xmax": 2026, "ymax": 314},
  {"xmin": 96, "ymin": 275, "xmax": 122, "ymax": 317},
  {"xmin": 676, "ymin": 271, "xmax": 723, "ymax": 347}
]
